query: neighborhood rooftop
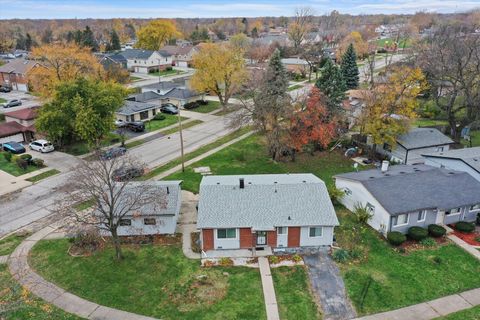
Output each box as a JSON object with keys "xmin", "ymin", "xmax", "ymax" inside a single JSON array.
[
  {"xmin": 423, "ymin": 147, "xmax": 480, "ymax": 173},
  {"xmin": 116, "ymin": 100, "xmax": 158, "ymax": 116},
  {"xmin": 335, "ymin": 164, "xmax": 480, "ymax": 215},
  {"xmin": 397, "ymin": 128, "xmax": 454, "ymax": 150},
  {"xmin": 197, "ymin": 173, "xmax": 339, "ymax": 230}
]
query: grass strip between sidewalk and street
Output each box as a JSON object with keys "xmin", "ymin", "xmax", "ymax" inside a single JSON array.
[{"xmin": 26, "ymin": 169, "xmax": 61, "ymax": 183}]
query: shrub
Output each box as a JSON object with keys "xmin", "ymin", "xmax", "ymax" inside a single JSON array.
[
  {"xmin": 332, "ymin": 249, "xmax": 350, "ymax": 263},
  {"xmin": 190, "ymin": 232, "xmax": 201, "ymax": 253},
  {"xmin": 328, "ymin": 186, "xmax": 345, "ymax": 205},
  {"xmin": 184, "ymin": 101, "xmax": 199, "ymax": 110},
  {"xmin": 428, "ymin": 224, "xmax": 446, "ymax": 238},
  {"xmin": 196, "ymin": 100, "xmax": 208, "ymax": 105},
  {"xmin": 3, "ymin": 152, "xmax": 12, "ymax": 162},
  {"xmin": 15, "ymin": 158, "xmax": 28, "ymax": 170},
  {"xmin": 218, "ymin": 257, "xmax": 234, "ymax": 267},
  {"xmin": 71, "ymin": 230, "xmax": 102, "ymax": 252},
  {"xmin": 31, "ymin": 158, "xmax": 45, "ymax": 167},
  {"xmin": 455, "ymin": 221, "xmax": 475, "ymax": 233},
  {"xmin": 352, "ymin": 203, "xmax": 373, "ymax": 224},
  {"xmin": 153, "ymin": 113, "xmax": 166, "ymax": 120},
  {"xmin": 387, "ymin": 231, "xmax": 406, "ymax": 246},
  {"xmin": 292, "ymin": 254, "xmax": 302, "ymax": 262},
  {"xmin": 20, "ymin": 154, "xmax": 32, "ymax": 162},
  {"xmin": 268, "ymin": 255, "xmax": 280, "ymax": 264},
  {"xmin": 408, "ymin": 226, "xmax": 429, "ymax": 241},
  {"xmin": 420, "ymin": 237, "xmax": 437, "ymax": 247},
  {"xmin": 165, "ymin": 66, "xmax": 173, "ymax": 71}
]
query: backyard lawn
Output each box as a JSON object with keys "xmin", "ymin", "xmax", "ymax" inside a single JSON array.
[
  {"xmin": 335, "ymin": 208, "xmax": 480, "ymax": 316},
  {"xmin": 190, "ymin": 100, "xmax": 221, "ymax": 113},
  {"xmin": 145, "ymin": 114, "xmax": 187, "ymax": 132},
  {"xmin": 272, "ymin": 266, "xmax": 320, "ymax": 320},
  {"xmin": 413, "ymin": 118, "xmax": 449, "ymax": 127},
  {"xmin": 0, "ymin": 153, "xmax": 41, "ymax": 176},
  {"xmin": 462, "ymin": 130, "xmax": 480, "ymax": 148},
  {"xmin": 30, "ymin": 239, "xmax": 266, "ymax": 320},
  {"xmin": 164, "ymin": 134, "xmax": 356, "ymax": 193}
]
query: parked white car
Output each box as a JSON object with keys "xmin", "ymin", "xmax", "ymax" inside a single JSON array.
[{"xmin": 29, "ymin": 139, "xmax": 54, "ymax": 153}]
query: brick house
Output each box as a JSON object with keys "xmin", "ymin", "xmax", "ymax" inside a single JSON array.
[
  {"xmin": 197, "ymin": 174, "xmax": 339, "ymax": 253},
  {"xmin": 0, "ymin": 58, "xmax": 43, "ymax": 92},
  {"xmin": 0, "ymin": 107, "xmax": 39, "ymax": 144}
]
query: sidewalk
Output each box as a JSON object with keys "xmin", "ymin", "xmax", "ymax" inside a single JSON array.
[
  {"xmin": 258, "ymin": 257, "xmax": 280, "ymax": 320},
  {"xmin": 448, "ymin": 234, "xmax": 480, "ymax": 261}
]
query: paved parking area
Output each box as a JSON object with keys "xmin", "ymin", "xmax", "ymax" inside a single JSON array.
[
  {"xmin": 31, "ymin": 150, "xmax": 80, "ymax": 172},
  {"xmin": 0, "ymin": 91, "xmax": 41, "ymax": 114}
]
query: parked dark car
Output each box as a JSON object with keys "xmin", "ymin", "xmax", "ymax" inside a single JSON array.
[
  {"xmin": 1, "ymin": 99, "xmax": 22, "ymax": 108},
  {"xmin": 112, "ymin": 166, "xmax": 144, "ymax": 181},
  {"xmin": 101, "ymin": 147, "xmax": 126, "ymax": 160},
  {"xmin": 125, "ymin": 121, "xmax": 145, "ymax": 132},
  {"xmin": 2, "ymin": 141, "xmax": 26, "ymax": 154},
  {"xmin": 0, "ymin": 85, "xmax": 12, "ymax": 93},
  {"xmin": 160, "ymin": 103, "xmax": 178, "ymax": 115}
]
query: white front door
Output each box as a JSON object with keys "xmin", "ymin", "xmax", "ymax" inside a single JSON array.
[
  {"xmin": 276, "ymin": 227, "xmax": 288, "ymax": 247},
  {"xmin": 435, "ymin": 210, "xmax": 445, "ymax": 225}
]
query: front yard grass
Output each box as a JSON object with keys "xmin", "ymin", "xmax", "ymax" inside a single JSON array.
[
  {"xmin": 145, "ymin": 114, "xmax": 188, "ymax": 132},
  {"xmin": 164, "ymin": 134, "xmax": 356, "ymax": 193},
  {"xmin": 0, "ymin": 264, "xmax": 81, "ymax": 320},
  {"xmin": 434, "ymin": 305, "xmax": 480, "ymax": 319},
  {"xmin": 29, "ymin": 239, "xmax": 266, "ymax": 320},
  {"xmin": 0, "ymin": 153, "xmax": 40, "ymax": 176},
  {"xmin": 26, "ymin": 169, "xmax": 60, "ymax": 182},
  {"xmin": 272, "ymin": 266, "xmax": 320, "ymax": 320},
  {"xmin": 190, "ymin": 100, "xmax": 221, "ymax": 113},
  {"xmin": 149, "ymin": 69, "xmax": 184, "ymax": 77},
  {"xmin": 335, "ymin": 208, "xmax": 480, "ymax": 316},
  {"xmin": 0, "ymin": 231, "xmax": 30, "ymax": 256}
]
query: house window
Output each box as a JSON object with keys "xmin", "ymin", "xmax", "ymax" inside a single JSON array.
[
  {"xmin": 436, "ymin": 146, "xmax": 444, "ymax": 152},
  {"xmin": 152, "ymin": 109, "xmax": 156, "ymax": 116},
  {"xmin": 366, "ymin": 202, "xmax": 375, "ymax": 213},
  {"xmin": 470, "ymin": 204, "xmax": 480, "ymax": 211},
  {"xmin": 277, "ymin": 227, "xmax": 287, "ymax": 235},
  {"xmin": 309, "ymin": 227, "xmax": 323, "ymax": 237},
  {"xmin": 393, "ymin": 213, "xmax": 409, "ymax": 226},
  {"xmin": 217, "ymin": 228, "xmax": 236, "ymax": 239},
  {"xmin": 144, "ymin": 218, "xmax": 156, "ymax": 225},
  {"xmin": 119, "ymin": 219, "xmax": 131, "ymax": 226},
  {"xmin": 446, "ymin": 208, "xmax": 461, "ymax": 215},
  {"xmin": 344, "ymin": 188, "xmax": 352, "ymax": 196},
  {"xmin": 417, "ymin": 210, "xmax": 426, "ymax": 222},
  {"xmin": 383, "ymin": 143, "xmax": 392, "ymax": 152},
  {"xmin": 129, "ymin": 115, "xmax": 135, "ymax": 122},
  {"xmin": 139, "ymin": 111, "xmax": 149, "ymax": 120}
]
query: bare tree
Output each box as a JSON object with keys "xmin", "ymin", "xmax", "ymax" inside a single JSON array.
[
  {"xmin": 58, "ymin": 153, "xmax": 166, "ymax": 260},
  {"xmin": 300, "ymin": 41, "xmax": 324, "ymax": 81},
  {"xmin": 288, "ymin": 7, "xmax": 314, "ymax": 50}
]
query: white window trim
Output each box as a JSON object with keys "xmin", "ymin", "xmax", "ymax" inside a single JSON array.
[
  {"xmin": 448, "ymin": 208, "xmax": 462, "ymax": 216},
  {"xmin": 343, "ymin": 187, "xmax": 352, "ymax": 196},
  {"xmin": 469, "ymin": 204, "xmax": 480, "ymax": 211},
  {"xmin": 417, "ymin": 210, "xmax": 426, "ymax": 222},
  {"xmin": 308, "ymin": 226, "xmax": 323, "ymax": 238},
  {"xmin": 215, "ymin": 228, "xmax": 238, "ymax": 240},
  {"xmin": 277, "ymin": 227, "xmax": 287, "ymax": 235},
  {"xmin": 394, "ymin": 213, "xmax": 409, "ymax": 227}
]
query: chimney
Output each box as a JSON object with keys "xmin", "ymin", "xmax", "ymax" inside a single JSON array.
[
  {"xmin": 239, "ymin": 178, "xmax": 245, "ymax": 189},
  {"xmin": 166, "ymin": 186, "xmax": 170, "ymax": 194},
  {"xmin": 381, "ymin": 160, "xmax": 389, "ymax": 173}
]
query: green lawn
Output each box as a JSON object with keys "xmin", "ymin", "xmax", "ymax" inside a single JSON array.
[
  {"xmin": 164, "ymin": 134, "xmax": 356, "ymax": 193},
  {"xmin": 288, "ymin": 84, "xmax": 304, "ymax": 92},
  {"xmin": 413, "ymin": 118, "xmax": 449, "ymax": 127},
  {"xmin": 0, "ymin": 153, "xmax": 41, "ymax": 176},
  {"xmin": 335, "ymin": 208, "xmax": 480, "ymax": 316},
  {"xmin": 145, "ymin": 114, "xmax": 188, "ymax": 132},
  {"xmin": 462, "ymin": 130, "xmax": 480, "ymax": 148},
  {"xmin": 26, "ymin": 169, "xmax": 60, "ymax": 183},
  {"xmin": 0, "ymin": 264, "xmax": 81, "ymax": 320},
  {"xmin": 0, "ymin": 232, "xmax": 30, "ymax": 256},
  {"xmin": 434, "ymin": 305, "xmax": 480, "ymax": 320},
  {"xmin": 61, "ymin": 132, "xmax": 121, "ymax": 156},
  {"xmin": 129, "ymin": 76, "xmax": 142, "ymax": 82},
  {"xmin": 161, "ymin": 119, "xmax": 203, "ymax": 135},
  {"xmin": 0, "ymin": 97, "xmax": 6, "ymax": 103},
  {"xmin": 189, "ymin": 101, "xmax": 221, "ymax": 113},
  {"xmin": 149, "ymin": 69, "xmax": 184, "ymax": 77},
  {"xmin": 30, "ymin": 239, "xmax": 266, "ymax": 320},
  {"xmin": 376, "ymin": 37, "xmax": 411, "ymax": 48},
  {"xmin": 272, "ymin": 266, "xmax": 320, "ymax": 320}
]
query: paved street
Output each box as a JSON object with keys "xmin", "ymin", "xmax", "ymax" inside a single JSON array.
[
  {"xmin": 0, "ymin": 91, "xmax": 41, "ymax": 114},
  {"xmin": 127, "ymin": 68, "xmax": 194, "ymax": 89}
]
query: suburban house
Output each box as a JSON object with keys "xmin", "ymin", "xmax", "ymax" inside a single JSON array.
[
  {"xmin": 120, "ymin": 49, "xmax": 173, "ymax": 74},
  {"xmin": 160, "ymin": 45, "xmax": 197, "ymax": 67},
  {"xmin": 281, "ymin": 58, "xmax": 309, "ymax": 75},
  {"xmin": 139, "ymin": 81, "xmax": 204, "ymax": 107},
  {"xmin": 98, "ymin": 181, "xmax": 182, "ymax": 237},
  {"xmin": 115, "ymin": 100, "xmax": 161, "ymax": 123},
  {"xmin": 371, "ymin": 128, "xmax": 455, "ymax": 164},
  {"xmin": 197, "ymin": 174, "xmax": 339, "ymax": 252},
  {"xmin": 0, "ymin": 58, "xmax": 43, "ymax": 92},
  {"xmin": 98, "ymin": 53, "xmax": 128, "ymax": 70},
  {"xmin": 422, "ymin": 147, "xmax": 480, "ymax": 182},
  {"xmin": 343, "ymin": 89, "xmax": 369, "ymax": 129},
  {"xmin": 0, "ymin": 107, "xmax": 38, "ymax": 144},
  {"xmin": 335, "ymin": 164, "xmax": 480, "ymax": 235}
]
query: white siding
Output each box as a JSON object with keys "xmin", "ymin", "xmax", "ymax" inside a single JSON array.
[
  {"xmin": 213, "ymin": 228, "xmax": 240, "ymax": 249},
  {"xmin": 424, "ymin": 157, "xmax": 480, "ymax": 182},
  {"xmin": 299, "ymin": 226, "xmax": 334, "ymax": 246}
]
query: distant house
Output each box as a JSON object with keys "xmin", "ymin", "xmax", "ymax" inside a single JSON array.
[
  {"xmin": 0, "ymin": 106, "xmax": 38, "ymax": 144},
  {"xmin": 371, "ymin": 128, "xmax": 455, "ymax": 164},
  {"xmin": 160, "ymin": 45, "xmax": 197, "ymax": 68},
  {"xmin": 116, "ymin": 99, "xmax": 162, "ymax": 123},
  {"xmin": 98, "ymin": 181, "xmax": 182, "ymax": 237},
  {"xmin": 120, "ymin": 49, "xmax": 173, "ymax": 74},
  {"xmin": 343, "ymin": 89, "xmax": 370, "ymax": 129},
  {"xmin": 281, "ymin": 58, "xmax": 309, "ymax": 75},
  {"xmin": 422, "ymin": 147, "xmax": 480, "ymax": 182},
  {"xmin": 0, "ymin": 58, "xmax": 43, "ymax": 92},
  {"xmin": 99, "ymin": 53, "xmax": 128, "ymax": 70},
  {"xmin": 335, "ymin": 164, "xmax": 480, "ymax": 235},
  {"xmin": 197, "ymin": 174, "xmax": 339, "ymax": 252}
]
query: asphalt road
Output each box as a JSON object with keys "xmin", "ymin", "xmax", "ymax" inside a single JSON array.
[{"xmin": 0, "ymin": 91, "xmax": 41, "ymax": 114}]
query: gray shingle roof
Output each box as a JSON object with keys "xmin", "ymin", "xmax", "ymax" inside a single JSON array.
[
  {"xmin": 197, "ymin": 174, "xmax": 339, "ymax": 230},
  {"xmin": 116, "ymin": 100, "xmax": 157, "ymax": 116},
  {"xmin": 142, "ymin": 81, "xmax": 182, "ymax": 92},
  {"xmin": 128, "ymin": 91, "xmax": 163, "ymax": 102},
  {"xmin": 163, "ymin": 88, "xmax": 201, "ymax": 100},
  {"xmin": 335, "ymin": 165, "xmax": 480, "ymax": 215},
  {"xmin": 422, "ymin": 147, "xmax": 480, "ymax": 173},
  {"xmin": 397, "ymin": 128, "xmax": 454, "ymax": 150}
]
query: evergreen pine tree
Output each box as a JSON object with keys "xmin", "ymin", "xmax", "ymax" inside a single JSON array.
[
  {"xmin": 315, "ymin": 58, "xmax": 347, "ymax": 115},
  {"xmin": 82, "ymin": 26, "xmax": 98, "ymax": 51},
  {"xmin": 25, "ymin": 33, "xmax": 33, "ymax": 51},
  {"xmin": 341, "ymin": 43, "xmax": 360, "ymax": 89},
  {"xmin": 110, "ymin": 30, "xmax": 121, "ymax": 51}
]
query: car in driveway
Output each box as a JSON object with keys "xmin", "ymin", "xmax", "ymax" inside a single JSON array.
[
  {"xmin": 112, "ymin": 166, "xmax": 144, "ymax": 181},
  {"xmin": 2, "ymin": 141, "xmax": 26, "ymax": 154},
  {"xmin": 1, "ymin": 99, "xmax": 22, "ymax": 108},
  {"xmin": 125, "ymin": 121, "xmax": 145, "ymax": 132},
  {"xmin": 160, "ymin": 103, "xmax": 179, "ymax": 115},
  {"xmin": 0, "ymin": 85, "xmax": 12, "ymax": 93},
  {"xmin": 115, "ymin": 119, "xmax": 126, "ymax": 128},
  {"xmin": 29, "ymin": 139, "xmax": 54, "ymax": 153},
  {"xmin": 100, "ymin": 146, "xmax": 126, "ymax": 160}
]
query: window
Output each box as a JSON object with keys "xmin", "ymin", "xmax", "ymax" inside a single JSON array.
[
  {"xmin": 470, "ymin": 204, "xmax": 480, "ymax": 211},
  {"xmin": 139, "ymin": 111, "xmax": 149, "ymax": 120},
  {"xmin": 277, "ymin": 227, "xmax": 287, "ymax": 235},
  {"xmin": 446, "ymin": 208, "xmax": 461, "ymax": 215},
  {"xmin": 366, "ymin": 202, "xmax": 375, "ymax": 213},
  {"xmin": 119, "ymin": 219, "xmax": 131, "ymax": 226},
  {"xmin": 394, "ymin": 213, "xmax": 409, "ymax": 226},
  {"xmin": 344, "ymin": 188, "xmax": 352, "ymax": 196},
  {"xmin": 144, "ymin": 218, "xmax": 156, "ymax": 225},
  {"xmin": 417, "ymin": 210, "xmax": 426, "ymax": 222},
  {"xmin": 309, "ymin": 227, "xmax": 323, "ymax": 237},
  {"xmin": 217, "ymin": 228, "xmax": 236, "ymax": 239},
  {"xmin": 152, "ymin": 109, "xmax": 156, "ymax": 116},
  {"xmin": 436, "ymin": 146, "xmax": 444, "ymax": 152}
]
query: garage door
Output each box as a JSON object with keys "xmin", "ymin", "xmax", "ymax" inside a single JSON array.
[
  {"xmin": 177, "ymin": 61, "xmax": 188, "ymax": 68},
  {"xmin": 0, "ymin": 133, "xmax": 24, "ymax": 145},
  {"xmin": 17, "ymin": 83, "xmax": 28, "ymax": 92}
]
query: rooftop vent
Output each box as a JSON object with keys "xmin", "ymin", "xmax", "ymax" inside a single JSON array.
[
  {"xmin": 239, "ymin": 178, "xmax": 245, "ymax": 189},
  {"xmin": 448, "ymin": 172, "xmax": 455, "ymax": 175},
  {"xmin": 369, "ymin": 176, "xmax": 375, "ymax": 179},
  {"xmin": 166, "ymin": 186, "xmax": 170, "ymax": 194},
  {"xmin": 399, "ymin": 171, "xmax": 406, "ymax": 174}
]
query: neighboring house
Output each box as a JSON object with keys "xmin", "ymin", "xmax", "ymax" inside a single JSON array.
[
  {"xmin": 160, "ymin": 45, "xmax": 197, "ymax": 68},
  {"xmin": 371, "ymin": 128, "xmax": 454, "ymax": 164},
  {"xmin": 335, "ymin": 164, "xmax": 480, "ymax": 235},
  {"xmin": 98, "ymin": 181, "xmax": 182, "ymax": 236},
  {"xmin": 0, "ymin": 107, "xmax": 38, "ymax": 144},
  {"xmin": 99, "ymin": 53, "xmax": 128, "ymax": 70},
  {"xmin": 163, "ymin": 88, "xmax": 203, "ymax": 107},
  {"xmin": 0, "ymin": 58, "xmax": 43, "ymax": 91},
  {"xmin": 255, "ymin": 34, "xmax": 290, "ymax": 47},
  {"xmin": 197, "ymin": 174, "xmax": 339, "ymax": 252},
  {"xmin": 115, "ymin": 99, "xmax": 161, "ymax": 123},
  {"xmin": 281, "ymin": 58, "xmax": 309, "ymax": 75},
  {"xmin": 422, "ymin": 147, "xmax": 480, "ymax": 182},
  {"xmin": 140, "ymin": 79, "xmax": 187, "ymax": 95},
  {"xmin": 120, "ymin": 49, "xmax": 172, "ymax": 74},
  {"xmin": 343, "ymin": 89, "xmax": 369, "ymax": 129}
]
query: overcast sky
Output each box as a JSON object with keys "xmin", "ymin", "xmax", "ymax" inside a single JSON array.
[{"xmin": 1, "ymin": 0, "xmax": 479, "ymax": 19}]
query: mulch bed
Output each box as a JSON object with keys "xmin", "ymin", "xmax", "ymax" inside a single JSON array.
[
  {"xmin": 397, "ymin": 237, "xmax": 448, "ymax": 253},
  {"xmin": 452, "ymin": 230, "xmax": 480, "ymax": 246}
]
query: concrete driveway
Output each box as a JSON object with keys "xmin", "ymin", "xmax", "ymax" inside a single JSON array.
[
  {"xmin": 29, "ymin": 150, "xmax": 80, "ymax": 172},
  {"xmin": 0, "ymin": 91, "xmax": 41, "ymax": 114},
  {"xmin": 304, "ymin": 252, "xmax": 357, "ymax": 320}
]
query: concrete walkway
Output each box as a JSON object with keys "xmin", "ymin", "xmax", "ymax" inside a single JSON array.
[
  {"xmin": 448, "ymin": 234, "xmax": 480, "ymax": 261},
  {"xmin": 356, "ymin": 287, "xmax": 480, "ymax": 320},
  {"xmin": 258, "ymin": 257, "xmax": 280, "ymax": 320},
  {"xmin": 176, "ymin": 191, "xmax": 201, "ymax": 259},
  {"xmin": 8, "ymin": 224, "xmax": 159, "ymax": 320}
]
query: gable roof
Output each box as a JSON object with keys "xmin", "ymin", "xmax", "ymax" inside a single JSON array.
[
  {"xmin": 335, "ymin": 164, "xmax": 480, "ymax": 215},
  {"xmin": 422, "ymin": 147, "xmax": 480, "ymax": 173},
  {"xmin": 163, "ymin": 88, "xmax": 201, "ymax": 100},
  {"xmin": 116, "ymin": 100, "xmax": 158, "ymax": 116},
  {"xmin": 396, "ymin": 128, "xmax": 454, "ymax": 150},
  {"xmin": 197, "ymin": 174, "xmax": 339, "ymax": 230},
  {"xmin": 0, "ymin": 121, "xmax": 34, "ymax": 138},
  {"xmin": 4, "ymin": 106, "xmax": 39, "ymax": 120},
  {"xmin": 0, "ymin": 58, "xmax": 40, "ymax": 74},
  {"xmin": 127, "ymin": 91, "xmax": 163, "ymax": 103},
  {"xmin": 160, "ymin": 45, "xmax": 194, "ymax": 56},
  {"xmin": 141, "ymin": 81, "xmax": 182, "ymax": 92}
]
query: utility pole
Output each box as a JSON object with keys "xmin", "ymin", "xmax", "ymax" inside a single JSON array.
[{"xmin": 177, "ymin": 105, "xmax": 185, "ymax": 172}]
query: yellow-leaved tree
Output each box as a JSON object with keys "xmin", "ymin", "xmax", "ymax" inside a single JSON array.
[
  {"xmin": 361, "ymin": 66, "xmax": 428, "ymax": 149},
  {"xmin": 135, "ymin": 19, "xmax": 182, "ymax": 50},
  {"xmin": 29, "ymin": 43, "xmax": 104, "ymax": 97},
  {"xmin": 337, "ymin": 31, "xmax": 369, "ymax": 61},
  {"xmin": 190, "ymin": 43, "xmax": 247, "ymax": 109}
]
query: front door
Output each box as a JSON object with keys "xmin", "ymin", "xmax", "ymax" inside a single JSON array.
[{"xmin": 256, "ymin": 231, "xmax": 267, "ymax": 246}]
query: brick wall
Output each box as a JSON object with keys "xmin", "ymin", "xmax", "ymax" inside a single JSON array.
[
  {"xmin": 267, "ymin": 231, "xmax": 277, "ymax": 247},
  {"xmin": 240, "ymin": 228, "xmax": 253, "ymax": 248},
  {"xmin": 202, "ymin": 229, "xmax": 214, "ymax": 251},
  {"xmin": 287, "ymin": 227, "xmax": 301, "ymax": 247}
]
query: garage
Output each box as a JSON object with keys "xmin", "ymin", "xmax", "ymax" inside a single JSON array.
[
  {"xmin": 0, "ymin": 122, "xmax": 33, "ymax": 145},
  {"xmin": 16, "ymin": 83, "xmax": 28, "ymax": 92},
  {"xmin": 177, "ymin": 61, "xmax": 188, "ymax": 68},
  {"xmin": 0, "ymin": 133, "xmax": 24, "ymax": 145}
]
